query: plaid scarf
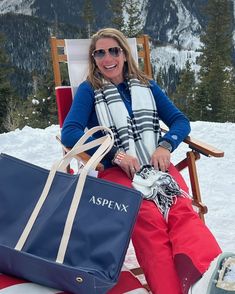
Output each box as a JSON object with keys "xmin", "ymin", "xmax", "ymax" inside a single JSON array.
[
  {"xmin": 132, "ymin": 165, "xmax": 185, "ymax": 220},
  {"xmin": 94, "ymin": 79, "xmax": 161, "ymax": 165}
]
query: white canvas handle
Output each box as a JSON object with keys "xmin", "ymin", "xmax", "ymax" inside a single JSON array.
[
  {"xmin": 15, "ymin": 126, "xmax": 114, "ymax": 258},
  {"xmin": 56, "ymin": 127, "xmax": 114, "ymax": 263},
  {"xmin": 57, "ymin": 126, "xmax": 113, "ymax": 172}
]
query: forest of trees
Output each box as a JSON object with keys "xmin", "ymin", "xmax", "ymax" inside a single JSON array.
[
  {"xmin": 0, "ymin": 0, "xmax": 234, "ymax": 134},
  {"xmin": 171, "ymin": 0, "xmax": 235, "ymax": 122}
]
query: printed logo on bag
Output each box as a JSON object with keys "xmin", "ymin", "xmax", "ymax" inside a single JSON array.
[{"xmin": 89, "ymin": 196, "xmax": 129, "ymax": 213}]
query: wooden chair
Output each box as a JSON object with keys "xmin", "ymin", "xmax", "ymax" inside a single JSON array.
[
  {"xmin": 50, "ymin": 35, "xmax": 224, "ymax": 291},
  {"xmin": 50, "ymin": 34, "xmax": 224, "ymax": 221}
]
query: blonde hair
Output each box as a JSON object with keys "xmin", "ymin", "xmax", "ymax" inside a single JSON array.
[{"xmin": 87, "ymin": 28, "xmax": 150, "ymax": 89}]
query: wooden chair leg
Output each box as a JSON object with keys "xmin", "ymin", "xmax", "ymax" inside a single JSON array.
[
  {"xmin": 130, "ymin": 267, "xmax": 150, "ymax": 292},
  {"xmin": 186, "ymin": 150, "xmax": 208, "ymax": 222}
]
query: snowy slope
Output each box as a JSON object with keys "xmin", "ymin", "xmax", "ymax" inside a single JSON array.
[{"xmin": 0, "ymin": 121, "xmax": 234, "ymax": 254}]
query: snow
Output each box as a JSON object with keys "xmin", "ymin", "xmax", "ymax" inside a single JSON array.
[
  {"xmin": 1, "ymin": 0, "xmax": 234, "ymax": 79},
  {"xmin": 0, "ymin": 0, "xmax": 34, "ymax": 15},
  {"xmin": 123, "ymin": 0, "xmax": 148, "ymax": 33},
  {"xmin": 0, "ymin": 121, "xmax": 234, "ymax": 273},
  {"xmin": 151, "ymin": 44, "xmax": 201, "ymax": 78},
  {"xmin": 168, "ymin": 0, "xmax": 202, "ymax": 50},
  {"xmin": 171, "ymin": 121, "xmax": 235, "ymax": 252}
]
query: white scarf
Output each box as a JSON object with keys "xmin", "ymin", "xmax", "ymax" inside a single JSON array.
[{"xmin": 94, "ymin": 79, "xmax": 161, "ymax": 165}]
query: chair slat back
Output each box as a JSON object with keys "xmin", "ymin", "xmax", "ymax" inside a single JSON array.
[{"xmin": 50, "ymin": 35, "xmax": 152, "ymax": 88}]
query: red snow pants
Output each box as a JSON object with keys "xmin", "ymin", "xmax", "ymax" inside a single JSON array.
[{"xmin": 98, "ymin": 164, "xmax": 222, "ymax": 294}]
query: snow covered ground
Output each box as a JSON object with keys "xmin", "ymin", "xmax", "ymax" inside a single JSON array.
[{"xmin": 0, "ymin": 121, "xmax": 234, "ymax": 271}]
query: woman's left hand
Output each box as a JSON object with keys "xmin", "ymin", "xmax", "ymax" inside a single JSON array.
[{"xmin": 150, "ymin": 147, "xmax": 171, "ymax": 172}]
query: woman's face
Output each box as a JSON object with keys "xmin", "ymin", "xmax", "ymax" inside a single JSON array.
[{"xmin": 93, "ymin": 38, "xmax": 126, "ymax": 85}]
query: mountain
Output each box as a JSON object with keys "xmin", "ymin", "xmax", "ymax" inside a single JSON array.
[
  {"xmin": 0, "ymin": 13, "xmax": 82, "ymax": 97},
  {"xmin": 0, "ymin": 0, "xmax": 208, "ymax": 48},
  {"xmin": 144, "ymin": 0, "xmax": 204, "ymax": 49},
  {"xmin": 0, "ymin": 0, "xmax": 234, "ymax": 97}
]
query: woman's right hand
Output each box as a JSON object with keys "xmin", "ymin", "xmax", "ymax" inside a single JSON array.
[{"xmin": 113, "ymin": 151, "xmax": 140, "ymax": 179}]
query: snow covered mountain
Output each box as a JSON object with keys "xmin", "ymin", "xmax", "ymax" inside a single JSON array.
[
  {"xmin": 0, "ymin": 0, "xmax": 234, "ymax": 96},
  {"xmin": 0, "ymin": 0, "xmax": 34, "ymax": 15},
  {"xmin": 0, "ymin": 0, "xmax": 208, "ymax": 50}
]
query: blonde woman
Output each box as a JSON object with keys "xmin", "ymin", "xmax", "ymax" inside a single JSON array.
[{"xmin": 62, "ymin": 28, "xmax": 235, "ymax": 294}]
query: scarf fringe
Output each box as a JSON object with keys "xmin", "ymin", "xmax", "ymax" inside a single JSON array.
[{"xmin": 132, "ymin": 165, "xmax": 191, "ymax": 221}]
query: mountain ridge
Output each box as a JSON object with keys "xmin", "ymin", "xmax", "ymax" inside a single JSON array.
[
  {"xmin": 0, "ymin": 0, "xmax": 208, "ymax": 49},
  {"xmin": 0, "ymin": 0, "xmax": 234, "ymax": 97}
]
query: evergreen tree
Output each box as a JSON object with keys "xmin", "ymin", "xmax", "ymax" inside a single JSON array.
[
  {"xmin": 0, "ymin": 33, "xmax": 14, "ymax": 133},
  {"xmin": 156, "ymin": 68, "xmax": 164, "ymax": 88},
  {"xmin": 82, "ymin": 0, "xmax": 96, "ymax": 38},
  {"xmin": 220, "ymin": 67, "xmax": 235, "ymax": 122},
  {"xmin": 19, "ymin": 61, "xmax": 57, "ymax": 129},
  {"xmin": 3, "ymin": 94, "xmax": 27, "ymax": 131},
  {"xmin": 123, "ymin": 0, "xmax": 143, "ymax": 37},
  {"xmin": 0, "ymin": 34, "xmax": 23, "ymax": 132},
  {"xmin": 108, "ymin": 0, "xmax": 126, "ymax": 32},
  {"xmin": 194, "ymin": 0, "xmax": 235, "ymax": 122},
  {"xmin": 172, "ymin": 60, "xmax": 196, "ymax": 119}
]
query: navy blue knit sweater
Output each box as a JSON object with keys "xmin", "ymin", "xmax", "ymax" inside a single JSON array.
[{"xmin": 61, "ymin": 80, "xmax": 191, "ymax": 168}]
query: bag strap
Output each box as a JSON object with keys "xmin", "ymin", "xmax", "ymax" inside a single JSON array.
[
  {"xmin": 57, "ymin": 126, "xmax": 114, "ymax": 173},
  {"xmin": 15, "ymin": 126, "xmax": 114, "ymax": 260},
  {"xmin": 56, "ymin": 127, "xmax": 113, "ymax": 263}
]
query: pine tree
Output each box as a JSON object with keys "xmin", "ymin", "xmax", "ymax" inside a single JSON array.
[
  {"xmin": 172, "ymin": 60, "xmax": 196, "ymax": 119},
  {"xmin": 19, "ymin": 62, "xmax": 57, "ymax": 129},
  {"xmin": 220, "ymin": 68, "xmax": 235, "ymax": 122},
  {"xmin": 194, "ymin": 0, "xmax": 234, "ymax": 122},
  {"xmin": 82, "ymin": 0, "xmax": 96, "ymax": 38},
  {"xmin": 0, "ymin": 35, "xmax": 23, "ymax": 132},
  {"xmin": 123, "ymin": 0, "xmax": 143, "ymax": 37},
  {"xmin": 3, "ymin": 94, "xmax": 26, "ymax": 131},
  {"xmin": 156, "ymin": 68, "xmax": 165, "ymax": 88},
  {"xmin": 0, "ymin": 33, "xmax": 14, "ymax": 133},
  {"xmin": 108, "ymin": 0, "xmax": 126, "ymax": 31}
]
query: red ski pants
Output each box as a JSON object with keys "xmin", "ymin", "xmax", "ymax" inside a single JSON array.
[{"xmin": 98, "ymin": 165, "xmax": 221, "ymax": 294}]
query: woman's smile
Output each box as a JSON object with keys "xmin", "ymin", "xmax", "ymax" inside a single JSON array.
[{"xmin": 94, "ymin": 38, "xmax": 126, "ymax": 85}]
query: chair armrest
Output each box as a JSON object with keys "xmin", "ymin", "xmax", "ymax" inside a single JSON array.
[
  {"xmin": 183, "ymin": 136, "xmax": 224, "ymax": 157},
  {"xmin": 161, "ymin": 127, "xmax": 224, "ymax": 158},
  {"xmin": 56, "ymin": 135, "xmax": 104, "ymax": 171}
]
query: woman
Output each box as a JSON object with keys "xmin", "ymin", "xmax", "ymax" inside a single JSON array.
[{"xmin": 61, "ymin": 28, "xmax": 235, "ymax": 294}]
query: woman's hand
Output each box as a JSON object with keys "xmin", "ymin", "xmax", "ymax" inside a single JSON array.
[
  {"xmin": 150, "ymin": 147, "xmax": 171, "ymax": 172},
  {"xmin": 113, "ymin": 151, "xmax": 141, "ymax": 179}
]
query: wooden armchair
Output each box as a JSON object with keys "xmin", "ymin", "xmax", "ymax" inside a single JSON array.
[
  {"xmin": 50, "ymin": 34, "xmax": 224, "ymax": 222},
  {"xmin": 50, "ymin": 34, "xmax": 224, "ymax": 291}
]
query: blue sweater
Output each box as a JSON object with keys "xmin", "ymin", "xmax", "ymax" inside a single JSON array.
[{"xmin": 61, "ymin": 80, "xmax": 191, "ymax": 167}]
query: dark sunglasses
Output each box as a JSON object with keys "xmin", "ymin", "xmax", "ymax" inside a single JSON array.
[{"xmin": 92, "ymin": 47, "xmax": 123, "ymax": 59}]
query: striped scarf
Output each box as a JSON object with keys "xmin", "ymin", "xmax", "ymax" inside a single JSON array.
[
  {"xmin": 132, "ymin": 165, "xmax": 185, "ymax": 221},
  {"xmin": 94, "ymin": 79, "xmax": 161, "ymax": 165}
]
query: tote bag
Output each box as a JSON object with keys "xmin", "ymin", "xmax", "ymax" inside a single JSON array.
[{"xmin": 0, "ymin": 126, "xmax": 142, "ymax": 294}]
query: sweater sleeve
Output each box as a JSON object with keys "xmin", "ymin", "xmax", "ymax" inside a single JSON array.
[
  {"xmin": 61, "ymin": 81, "xmax": 95, "ymax": 148},
  {"xmin": 61, "ymin": 81, "xmax": 118, "ymax": 163},
  {"xmin": 150, "ymin": 80, "xmax": 191, "ymax": 151}
]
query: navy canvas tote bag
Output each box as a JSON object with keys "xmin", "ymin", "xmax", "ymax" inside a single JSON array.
[{"xmin": 0, "ymin": 126, "xmax": 142, "ymax": 294}]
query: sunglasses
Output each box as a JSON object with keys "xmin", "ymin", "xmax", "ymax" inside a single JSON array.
[{"xmin": 92, "ymin": 47, "xmax": 123, "ymax": 59}]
